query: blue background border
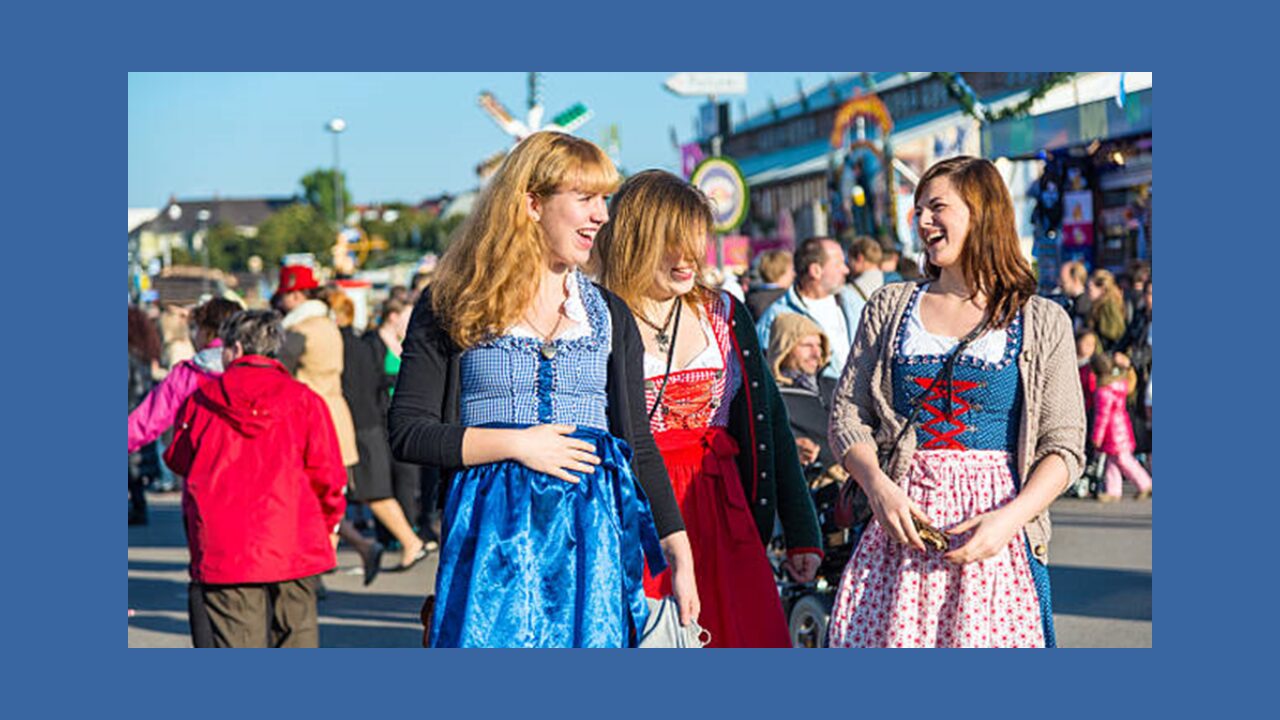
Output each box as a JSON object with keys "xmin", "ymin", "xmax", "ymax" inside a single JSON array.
[{"xmin": 12, "ymin": 0, "xmax": 1217, "ymax": 716}]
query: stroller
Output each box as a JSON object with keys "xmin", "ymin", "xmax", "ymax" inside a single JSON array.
[{"xmin": 769, "ymin": 462, "xmax": 865, "ymax": 648}]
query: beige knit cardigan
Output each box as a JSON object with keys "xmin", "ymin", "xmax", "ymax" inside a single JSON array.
[{"xmin": 828, "ymin": 281, "xmax": 1086, "ymax": 563}]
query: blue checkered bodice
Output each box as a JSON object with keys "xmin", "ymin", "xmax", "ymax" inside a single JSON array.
[
  {"xmin": 460, "ymin": 272, "xmax": 611, "ymax": 431},
  {"xmin": 891, "ymin": 286, "xmax": 1023, "ymax": 453}
]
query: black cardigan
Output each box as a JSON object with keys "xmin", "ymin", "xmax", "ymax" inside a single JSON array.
[
  {"xmin": 387, "ymin": 284, "xmax": 684, "ymax": 538},
  {"xmin": 721, "ymin": 297, "xmax": 823, "ymax": 556},
  {"xmin": 338, "ymin": 326, "xmax": 385, "ymax": 431}
]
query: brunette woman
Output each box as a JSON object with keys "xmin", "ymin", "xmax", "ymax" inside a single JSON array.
[{"xmin": 826, "ymin": 156, "xmax": 1085, "ymax": 648}]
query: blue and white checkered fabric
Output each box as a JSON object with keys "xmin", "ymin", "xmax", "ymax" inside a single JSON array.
[{"xmin": 460, "ymin": 272, "xmax": 612, "ymax": 431}]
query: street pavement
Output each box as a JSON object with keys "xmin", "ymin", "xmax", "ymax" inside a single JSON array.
[
  {"xmin": 1047, "ymin": 493, "xmax": 1152, "ymax": 648},
  {"xmin": 128, "ymin": 493, "xmax": 434, "ymax": 648},
  {"xmin": 128, "ymin": 490, "xmax": 1151, "ymax": 648}
]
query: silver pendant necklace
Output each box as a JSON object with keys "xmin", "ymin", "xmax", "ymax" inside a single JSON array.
[
  {"xmin": 638, "ymin": 299, "xmax": 680, "ymax": 355},
  {"xmin": 525, "ymin": 286, "xmax": 568, "ymax": 361}
]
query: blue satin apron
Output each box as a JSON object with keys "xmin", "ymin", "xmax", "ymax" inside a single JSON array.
[{"xmin": 430, "ymin": 424, "xmax": 666, "ymax": 648}]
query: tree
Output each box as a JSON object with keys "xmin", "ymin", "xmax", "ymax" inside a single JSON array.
[
  {"xmin": 425, "ymin": 214, "xmax": 466, "ymax": 253},
  {"xmin": 358, "ymin": 206, "xmax": 467, "ymax": 259},
  {"xmin": 253, "ymin": 204, "xmax": 336, "ymax": 269},
  {"xmin": 360, "ymin": 203, "xmax": 419, "ymax": 252},
  {"xmin": 300, "ymin": 168, "xmax": 352, "ymax": 225},
  {"xmin": 207, "ymin": 222, "xmax": 249, "ymax": 271}
]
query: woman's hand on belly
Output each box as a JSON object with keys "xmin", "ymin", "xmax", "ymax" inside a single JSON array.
[{"xmin": 511, "ymin": 424, "xmax": 601, "ymax": 484}]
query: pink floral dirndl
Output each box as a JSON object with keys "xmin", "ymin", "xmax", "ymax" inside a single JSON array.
[
  {"xmin": 827, "ymin": 450, "xmax": 1045, "ymax": 648},
  {"xmin": 828, "ymin": 284, "xmax": 1048, "ymax": 648}
]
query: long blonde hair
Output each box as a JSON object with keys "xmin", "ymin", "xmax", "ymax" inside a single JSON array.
[
  {"xmin": 1089, "ymin": 268, "xmax": 1124, "ymax": 307},
  {"xmin": 592, "ymin": 169, "xmax": 716, "ymax": 316},
  {"xmin": 432, "ymin": 132, "xmax": 620, "ymax": 349}
]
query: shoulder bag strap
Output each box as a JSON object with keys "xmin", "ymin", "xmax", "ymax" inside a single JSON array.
[
  {"xmin": 647, "ymin": 301, "xmax": 683, "ymax": 421},
  {"xmin": 888, "ymin": 318, "xmax": 988, "ymax": 450}
]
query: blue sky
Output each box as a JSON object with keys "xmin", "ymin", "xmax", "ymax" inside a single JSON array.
[{"xmin": 128, "ymin": 72, "xmax": 844, "ymax": 208}]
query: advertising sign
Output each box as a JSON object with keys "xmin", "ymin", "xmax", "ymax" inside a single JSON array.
[{"xmin": 690, "ymin": 157, "xmax": 749, "ymax": 234}]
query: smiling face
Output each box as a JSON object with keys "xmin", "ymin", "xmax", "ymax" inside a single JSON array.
[
  {"xmin": 1076, "ymin": 332, "xmax": 1097, "ymax": 360},
  {"xmin": 915, "ymin": 176, "xmax": 971, "ymax": 271},
  {"xmin": 650, "ymin": 227, "xmax": 707, "ymax": 301},
  {"xmin": 530, "ymin": 188, "xmax": 610, "ymax": 269},
  {"xmin": 783, "ymin": 333, "xmax": 825, "ymax": 376}
]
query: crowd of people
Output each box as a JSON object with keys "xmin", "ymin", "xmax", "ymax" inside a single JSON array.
[
  {"xmin": 128, "ymin": 131, "xmax": 1150, "ymax": 649},
  {"xmin": 128, "ymin": 267, "xmax": 440, "ymax": 646}
]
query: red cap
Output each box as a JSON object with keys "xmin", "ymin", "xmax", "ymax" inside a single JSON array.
[{"xmin": 278, "ymin": 265, "xmax": 319, "ymax": 293}]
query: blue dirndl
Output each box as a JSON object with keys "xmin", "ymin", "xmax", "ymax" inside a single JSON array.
[{"xmin": 430, "ymin": 425, "xmax": 666, "ymax": 648}]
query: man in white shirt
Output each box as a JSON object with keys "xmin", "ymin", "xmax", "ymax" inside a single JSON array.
[{"xmin": 756, "ymin": 237, "xmax": 864, "ymax": 383}]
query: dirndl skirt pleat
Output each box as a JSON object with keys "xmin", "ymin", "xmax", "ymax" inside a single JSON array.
[{"xmin": 430, "ymin": 425, "xmax": 665, "ymax": 648}]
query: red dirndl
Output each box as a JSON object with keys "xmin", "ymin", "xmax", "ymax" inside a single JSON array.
[{"xmin": 642, "ymin": 296, "xmax": 790, "ymax": 648}]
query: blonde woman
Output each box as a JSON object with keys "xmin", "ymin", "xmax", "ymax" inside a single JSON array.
[
  {"xmin": 1087, "ymin": 269, "xmax": 1126, "ymax": 351},
  {"xmin": 594, "ymin": 170, "xmax": 821, "ymax": 647},
  {"xmin": 387, "ymin": 133, "xmax": 697, "ymax": 648}
]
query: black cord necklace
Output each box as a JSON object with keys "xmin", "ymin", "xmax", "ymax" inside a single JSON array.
[{"xmin": 637, "ymin": 299, "xmax": 680, "ymax": 354}]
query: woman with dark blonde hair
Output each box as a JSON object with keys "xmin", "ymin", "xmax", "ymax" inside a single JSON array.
[
  {"xmin": 594, "ymin": 169, "xmax": 822, "ymax": 648},
  {"xmin": 388, "ymin": 133, "xmax": 697, "ymax": 647},
  {"xmin": 1087, "ymin": 268, "xmax": 1127, "ymax": 351},
  {"xmin": 826, "ymin": 156, "xmax": 1085, "ymax": 648}
]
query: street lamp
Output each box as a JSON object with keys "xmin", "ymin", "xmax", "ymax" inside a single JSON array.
[
  {"xmin": 326, "ymin": 117, "xmax": 347, "ymax": 227},
  {"xmin": 196, "ymin": 208, "xmax": 212, "ymax": 298}
]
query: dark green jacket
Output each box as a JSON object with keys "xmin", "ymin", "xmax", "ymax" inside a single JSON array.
[{"xmin": 723, "ymin": 297, "xmax": 823, "ymax": 558}]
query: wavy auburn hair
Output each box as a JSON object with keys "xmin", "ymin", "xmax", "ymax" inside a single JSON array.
[
  {"xmin": 916, "ymin": 156, "xmax": 1036, "ymax": 328},
  {"xmin": 591, "ymin": 169, "xmax": 716, "ymax": 317},
  {"xmin": 431, "ymin": 132, "xmax": 620, "ymax": 349}
]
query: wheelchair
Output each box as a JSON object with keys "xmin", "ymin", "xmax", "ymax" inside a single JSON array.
[{"xmin": 769, "ymin": 463, "xmax": 865, "ymax": 648}]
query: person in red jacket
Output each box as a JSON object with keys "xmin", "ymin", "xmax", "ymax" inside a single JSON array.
[{"xmin": 165, "ymin": 309, "xmax": 347, "ymax": 648}]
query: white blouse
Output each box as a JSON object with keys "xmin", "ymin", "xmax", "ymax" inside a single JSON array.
[
  {"xmin": 900, "ymin": 285, "xmax": 1009, "ymax": 363},
  {"xmin": 505, "ymin": 271, "xmax": 592, "ymax": 342},
  {"xmin": 643, "ymin": 309, "xmax": 724, "ymax": 377}
]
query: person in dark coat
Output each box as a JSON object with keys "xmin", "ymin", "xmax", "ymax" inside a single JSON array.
[
  {"xmin": 744, "ymin": 249, "xmax": 794, "ymax": 320},
  {"xmin": 767, "ymin": 312, "xmax": 837, "ymax": 470},
  {"xmin": 330, "ymin": 291, "xmax": 425, "ymax": 581}
]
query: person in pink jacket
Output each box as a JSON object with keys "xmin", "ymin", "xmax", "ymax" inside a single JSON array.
[
  {"xmin": 127, "ymin": 299, "xmax": 241, "ymax": 453},
  {"xmin": 1089, "ymin": 353, "xmax": 1152, "ymax": 502}
]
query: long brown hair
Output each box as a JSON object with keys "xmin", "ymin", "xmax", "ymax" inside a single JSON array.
[
  {"xmin": 128, "ymin": 306, "xmax": 161, "ymax": 363},
  {"xmin": 592, "ymin": 169, "xmax": 716, "ymax": 316},
  {"xmin": 915, "ymin": 156, "xmax": 1036, "ymax": 328},
  {"xmin": 431, "ymin": 132, "xmax": 620, "ymax": 349}
]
